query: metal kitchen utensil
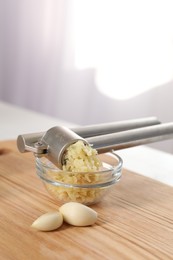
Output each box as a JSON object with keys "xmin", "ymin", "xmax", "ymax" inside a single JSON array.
[
  {"xmin": 17, "ymin": 117, "xmax": 160, "ymax": 167},
  {"xmin": 17, "ymin": 117, "xmax": 160, "ymax": 149},
  {"xmin": 17, "ymin": 117, "xmax": 173, "ymax": 169},
  {"xmin": 17, "ymin": 116, "xmax": 160, "ymax": 152}
]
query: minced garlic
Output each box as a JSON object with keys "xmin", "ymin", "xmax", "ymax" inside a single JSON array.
[
  {"xmin": 62, "ymin": 141, "xmax": 101, "ymax": 172},
  {"xmin": 44, "ymin": 141, "xmax": 105, "ymax": 205}
]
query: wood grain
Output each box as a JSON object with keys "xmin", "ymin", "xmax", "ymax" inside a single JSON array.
[{"xmin": 0, "ymin": 140, "xmax": 173, "ymax": 260}]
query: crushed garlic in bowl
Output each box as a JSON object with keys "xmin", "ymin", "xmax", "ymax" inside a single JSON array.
[{"xmin": 36, "ymin": 141, "xmax": 123, "ymax": 205}]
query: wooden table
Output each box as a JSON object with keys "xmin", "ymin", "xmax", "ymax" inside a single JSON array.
[{"xmin": 1, "ymin": 141, "xmax": 173, "ymax": 260}]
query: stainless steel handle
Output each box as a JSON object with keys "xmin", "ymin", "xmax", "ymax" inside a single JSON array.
[
  {"xmin": 87, "ymin": 122, "xmax": 173, "ymax": 153},
  {"xmin": 17, "ymin": 117, "xmax": 160, "ymax": 153},
  {"xmin": 73, "ymin": 117, "xmax": 160, "ymax": 137}
]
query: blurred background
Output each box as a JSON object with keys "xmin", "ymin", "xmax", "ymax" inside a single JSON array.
[{"xmin": 0, "ymin": 0, "xmax": 173, "ymax": 153}]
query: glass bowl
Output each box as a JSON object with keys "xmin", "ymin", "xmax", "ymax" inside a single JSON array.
[{"xmin": 36, "ymin": 152, "xmax": 123, "ymax": 205}]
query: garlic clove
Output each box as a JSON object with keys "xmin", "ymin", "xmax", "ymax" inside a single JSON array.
[
  {"xmin": 59, "ymin": 202, "xmax": 98, "ymax": 227},
  {"xmin": 31, "ymin": 211, "xmax": 63, "ymax": 231}
]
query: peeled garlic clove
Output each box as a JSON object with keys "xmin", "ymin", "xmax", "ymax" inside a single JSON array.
[
  {"xmin": 31, "ymin": 211, "xmax": 63, "ymax": 231},
  {"xmin": 59, "ymin": 202, "xmax": 97, "ymax": 227}
]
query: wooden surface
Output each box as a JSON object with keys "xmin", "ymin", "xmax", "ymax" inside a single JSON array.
[{"xmin": 0, "ymin": 140, "xmax": 173, "ymax": 260}]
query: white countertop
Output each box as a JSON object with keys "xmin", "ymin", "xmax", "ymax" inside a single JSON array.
[{"xmin": 1, "ymin": 101, "xmax": 173, "ymax": 186}]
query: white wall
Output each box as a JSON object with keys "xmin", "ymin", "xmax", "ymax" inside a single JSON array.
[{"xmin": 0, "ymin": 0, "xmax": 173, "ymax": 154}]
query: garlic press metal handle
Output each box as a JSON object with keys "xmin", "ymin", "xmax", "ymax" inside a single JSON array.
[
  {"xmin": 17, "ymin": 116, "xmax": 160, "ymax": 154},
  {"xmin": 73, "ymin": 116, "xmax": 160, "ymax": 137},
  {"xmin": 87, "ymin": 122, "xmax": 173, "ymax": 153}
]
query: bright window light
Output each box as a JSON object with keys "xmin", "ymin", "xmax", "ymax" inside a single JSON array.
[{"xmin": 72, "ymin": 0, "xmax": 173, "ymax": 100}]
